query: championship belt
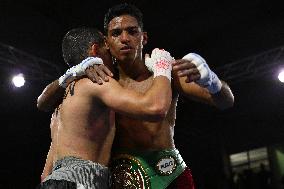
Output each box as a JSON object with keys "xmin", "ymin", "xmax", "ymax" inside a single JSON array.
[
  {"xmin": 110, "ymin": 149, "xmax": 186, "ymax": 189},
  {"xmin": 110, "ymin": 154, "xmax": 151, "ymax": 189}
]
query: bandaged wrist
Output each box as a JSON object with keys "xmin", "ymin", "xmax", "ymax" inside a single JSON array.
[
  {"xmin": 58, "ymin": 57, "xmax": 103, "ymax": 88},
  {"xmin": 206, "ymin": 71, "xmax": 222, "ymax": 94},
  {"xmin": 80, "ymin": 57, "xmax": 103, "ymax": 71},
  {"xmin": 153, "ymin": 59, "xmax": 172, "ymax": 82},
  {"xmin": 182, "ymin": 52, "xmax": 221, "ymax": 93},
  {"xmin": 58, "ymin": 71, "xmax": 73, "ymax": 88}
]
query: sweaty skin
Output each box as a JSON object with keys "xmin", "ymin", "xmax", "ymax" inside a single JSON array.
[
  {"xmin": 38, "ymin": 14, "xmax": 234, "ymax": 182},
  {"xmin": 106, "ymin": 15, "xmax": 174, "ymax": 150},
  {"xmin": 39, "ymin": 39, "xmax": 173, "ymax": 179},
  {"xmin": 41, "ymin": 111, "xmax": 59, "ymax": 181},
  {"xmin": 114, "ymin": 74, "xmax": 177, "ymax": 150},
  {"xmin": 105, "ymin": 14, "xmax": 234, "ymax": 150},
  {"xmin": 56, "ymin": 81, "xmax": 116, "ymax": 166}
]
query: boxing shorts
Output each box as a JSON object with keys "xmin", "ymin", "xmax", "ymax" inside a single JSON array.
[{"xmin": 38, "ymin": 156, "xmax": 110, "ymax": 189}]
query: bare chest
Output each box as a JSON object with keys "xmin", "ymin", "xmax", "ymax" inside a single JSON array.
[
  {"xmin": 118, "ymin": 76, "xmax": 153, "ymax": 92},
  {"xmin": 115, "ymin": 76, "xmax": 177, "ymax": 149}
]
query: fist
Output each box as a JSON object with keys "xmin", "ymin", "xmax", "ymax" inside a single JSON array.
[{"xmin": 145, "ymin": 48, "xmax": 174, "ymax": 73}]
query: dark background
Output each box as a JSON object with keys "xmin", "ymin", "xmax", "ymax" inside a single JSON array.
[{"xmin": 0, "ymin": 0, "xmax": 284, "ymax": 188}]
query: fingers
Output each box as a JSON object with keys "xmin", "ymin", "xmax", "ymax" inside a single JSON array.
[
  {"xmin": 85, "ymin": 64, "xmax": 114, "ymax": 84},
  {"xmin": 177, "ymin": 68, "xmax": 200, "ymax": 78},
  {"xmin": 172, "ymin": 59, "xmax": 196, "ymax": 71},
  {"xmin": 86, "ymin": 67, "xmax": 103, "ymax": 85},
  {"xmin": 95, "ymin": 65, "xmax": 113, "ymax": 82},
  {"xmin": 172, "ymin": 59, "xmax": 201, "ymax": 82},
  {"xmin": 185, "ymin": 74, "xmax": 201, "ymax": 83},
  {"xmin": 95, "ymin": 65, "xmax": 108, "ymax": 82},
  {"xmin": 172, "ymin": 59, "xmax": 184, "ymax": 66},
  {"xmin": 101, "ymin": 65, "xmax": 114, "ymax": 78}
]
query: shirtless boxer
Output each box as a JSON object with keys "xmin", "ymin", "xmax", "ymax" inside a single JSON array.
[
  {"xmin": 38, "ymin": 3, "xmax": 234, "ymax": 189},
  {"xmin": 104, "ymin": 4, "xmax": 233, "ymax": 189},
  {"xmin": 37, "ymin": 27, "xmax": 174, "ymax": 189}
]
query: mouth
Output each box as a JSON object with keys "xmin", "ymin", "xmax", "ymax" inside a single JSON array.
[{"xmin": 120, "ymin": 46, "xmax": 133, "ymax": 53}]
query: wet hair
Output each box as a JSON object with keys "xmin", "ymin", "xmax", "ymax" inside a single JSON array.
[
  {"xmin": 103, "ymin": 3, "xmax": 143, "ymax": 34},
  {"xmin": 62, "ymin": 27, "xmax": 104, "ymax": 67}
]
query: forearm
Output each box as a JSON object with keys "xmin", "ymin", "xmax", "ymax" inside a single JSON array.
[
  {"xmin": 119, "ymin": 47, "xmax": 173, "ymax": 120},
  {"xmin": 94, "ymin": 48, "xmax": 173, "ymax": 121},
  {"xmin": 211, "ymin": 81, "xmax": 234, "ymax": 110},
  {"xmin": 98, "ymin": 77, "xmax": 172, "ymax": 121},
  {"xmin": 37, "ymin": 79, "xmax": 65, "ymax": 112},
  {"xmin": 120, "ymin": 76, "xmax": 172, "ymax": 121},
  {"xmin": 175, "ymin": 76, "xmax": 234, "ymax": 109},
  {"xmin": 174, "ymin": 52, "xmax": 234, "ymax": 110},
  {"xmin": 117, "ymin": 78, "xmax": 171, "ymax": 120},
  {"xmin": 37, "ymin": 57, "xmax": 106, "ymax": 112},
  {"xmin": 141, "ymin": 76, "xmax": 172, "ymax": 116}
]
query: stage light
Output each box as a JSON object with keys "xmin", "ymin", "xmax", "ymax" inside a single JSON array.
[
  {"xmin": 278, "ymin": 70, "xmax": 284, "ymax": 83},
  {"xmin": 12, "ymin": 73, "xmax": 25, "ymax": 87}
]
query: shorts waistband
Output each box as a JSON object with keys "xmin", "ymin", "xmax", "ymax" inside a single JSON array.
[
  {"xmin": 52, "ymin": 156, "xmax": 108, "ymax": 172},
  {"xmin": 44, "ymin": 156, "xmax": 110, "ymax": 189}
]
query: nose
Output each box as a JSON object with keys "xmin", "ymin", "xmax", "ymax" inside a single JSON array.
[{"xmin": 120, "ymin": 31, "xmax": 130, "ymax": 43}]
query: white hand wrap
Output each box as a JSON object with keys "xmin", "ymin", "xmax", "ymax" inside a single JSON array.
[
  {"xmin": 182, "ymin": 53, "xmax": 222, "ymax": 94},
  {"xmin": 145, "ymin": 48, "xmax": 174, "ymax": 81},
  {"xmin": 58, "ymin": 57, "xmax": 103, "ymax": 88}
]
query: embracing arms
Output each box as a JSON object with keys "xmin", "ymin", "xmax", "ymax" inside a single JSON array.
[
  {"xmin": 37, "ymin": 49, "xmax": 174, "ymax": 121},
  {"xmin": 77, "ymin": 49, "xmax": 174, "ymax": 121},
  {"xmin": 37, "ymin": 58, "xmax": 112, "ymax": 112}
]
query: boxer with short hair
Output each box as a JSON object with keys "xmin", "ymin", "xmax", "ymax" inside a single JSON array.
[
  {"xmin": 102, "ymin": 4, "xmax": 233, "ymax": 188},
  {"xmin": 38, "ymin": 3, "xmax": 234, "ymax": 189},
  {"xmin": 37, "ymin": 27, "xmax": 174, "ymax": 189}
]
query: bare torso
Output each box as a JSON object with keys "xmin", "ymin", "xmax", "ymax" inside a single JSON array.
[
  {"xmin": 55, "ymin": 80, "xmax": 115, "ymax": 166},
  {"xmin": 114, "ymin": 74, "xmax": 178, "ymax": 150}
]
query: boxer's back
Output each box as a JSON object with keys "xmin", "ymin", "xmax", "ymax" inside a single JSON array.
[{"xmin": 55, "ymin": 79, "xmax": 115, "ymax": 166}]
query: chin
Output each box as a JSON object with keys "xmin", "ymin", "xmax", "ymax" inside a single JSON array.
[{"xmin": 118, "ymin": 55, "xmax": 135, "ymax": 63}]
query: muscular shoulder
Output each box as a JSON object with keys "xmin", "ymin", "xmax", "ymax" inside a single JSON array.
[{"xmin": 74, "ymin": 77, "xmax": 120, "ymax": 97}]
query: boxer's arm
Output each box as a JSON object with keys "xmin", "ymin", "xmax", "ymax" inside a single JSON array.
[
  {"xmin": 41, "ymin": 142, "xmax": 54, "ymax": 182},
  {"xmin": 37, "ymin": 80, "xmax": 65, "ymax": 112},
  {"xmin": 37, "ymin": 57, "xmax": 112, "ymax": 112},
  {"xmin": 81, "ymin": 49, "xmax": 174, "ymax": 121},
  {"xmin": 82, "ymin": 76, "xmax": 171, "ymax": 121},
  {"xmin": 173, "ymin": 53, "xmax": 234, "ymax": 110},
  {"xmin": 173, "ymin": 75, "xmax": 234, "ymax": 109}
]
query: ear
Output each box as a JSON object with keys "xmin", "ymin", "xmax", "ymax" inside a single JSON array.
[
  {"xmin": 104, "ymin": 36, "xmax": 110, "ymax": 50},
  {"xmin": 90, "ymin": 44, "xmax": 98, "ymax": 56},
  {"xmin": 142, "ymin": 32, "xmax": 148, "ymax": 46}
]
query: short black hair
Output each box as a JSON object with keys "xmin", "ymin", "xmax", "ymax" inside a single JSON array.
[
  {"xmin": 62, "ymin": 27, "xmax": 104, "ymax": 67},
  {"xmin": 104, "ymin": 3, "xmax": 143, "ymax": 34}
]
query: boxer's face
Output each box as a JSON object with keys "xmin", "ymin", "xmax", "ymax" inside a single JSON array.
[{"xmin": 105, "ymin": 15, "xmax": 147, "ymax": 64}]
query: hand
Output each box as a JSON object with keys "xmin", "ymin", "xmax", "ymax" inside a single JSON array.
[
  {"xmin": 173, "ymin": 53, "xmax": 222, "ymax": 94},
  {"xmin": 173, "ymin": 58, "xmax": 201, "ymax": 83},
  {"xmin": 58, "ymin": 57, "xmax": 112, "ymax": 87},
  {"xmin": 85, "ymin": 64, "xmax": 113, "ymax": 85},
  {"xmin": 145, "ymin": 48, "xmax": 174, "ymax": 81}
]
